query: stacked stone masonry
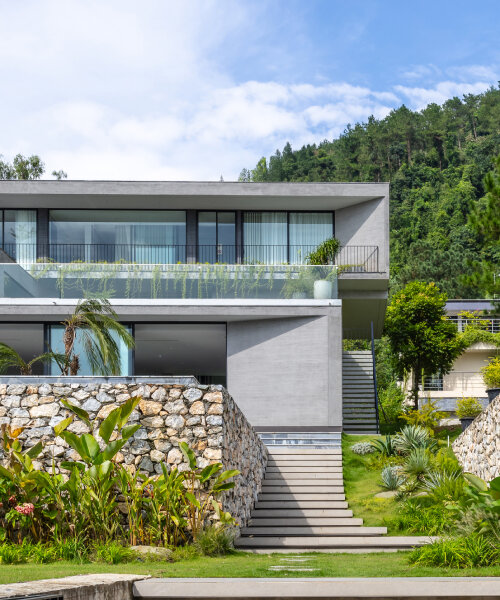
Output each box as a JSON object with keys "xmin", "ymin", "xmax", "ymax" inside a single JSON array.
[
  {"xmin": 452, "ymin": 392, "xmax": 500, "ymax": 482},
  {"xmin": 0, "ymin": 380, "xmax": 268, "ymax": 527}
]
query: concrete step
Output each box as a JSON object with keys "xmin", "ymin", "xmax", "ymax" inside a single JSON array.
[
  {"xmin": 240, "ymin": 526, "xmax": 387, "ymax": 536},
  {"xmin": 249, "ymin": 517, "xmax": 362, "ymax": 526},
  {"xmin": 253, "ymin": 502, "xmax": 349, "ymax": 511},
  {"xmin": 258, "ymin": 493, "xmax": 345, "ymax": 501},
  {"xmin": 234, "ymin": 536, "xmax": 436, "ymax": 549},
  {"xmin": 263, "ymin": 473, "xmax": 343, "ymax": 481},
  {"xmin": 260, "ymin": 486, "xmax": 344, "ymax": 494},
  {"xmin": 266, "ymin": 466, "xmax": 343, "ymax": 472},
  {"xmin": 251, "ymin": 507, "xmax": 351, "ymax": 517},
  {"xmin": 268, "ymin": 448, "xmax": 342, "ymax": 455}
]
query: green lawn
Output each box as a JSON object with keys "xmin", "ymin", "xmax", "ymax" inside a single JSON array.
[
  {"xmin": 342, "ymin": 434, "xmax": 400, "ymax": 531},
  {"xmin": 1, "ymin": 552, "xmax": 500, "ymax": 584}
]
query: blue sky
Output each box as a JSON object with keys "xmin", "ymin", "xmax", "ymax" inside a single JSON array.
[{"xmin": 0, "ymin": 0, "xmax": 499, "ymax": 180}]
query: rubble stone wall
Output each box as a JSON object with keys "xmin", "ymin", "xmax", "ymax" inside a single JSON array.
[
  {"xmin": 452, "ymin": 392, "xmax": 500, "ymax": 482},
  {"xmin": 0, "ymin": 378, "xmax": 268, "ymax": 527}
]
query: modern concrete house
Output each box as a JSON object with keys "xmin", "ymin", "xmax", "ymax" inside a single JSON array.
[
  {"xmin": 422, "ymin": 300, "xmax": 499, "ymax": 413},
  {"xmin": 0, "ymin": 180, "xmax": 389, "ymax": 437}
]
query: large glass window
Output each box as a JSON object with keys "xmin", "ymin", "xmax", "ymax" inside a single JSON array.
[
  {"xmin": 198, "ymin": 212, "xmax": 235, "ymax": 263},
  {"xmin": 48, "ymin": 324, "xmax": 132, "ymax": 376},
  {"xmin": 49, "ymin": 210, "xmax": 186, "ymax": 263},
  {"xmin": 3, "ymin": 210, "xmax": 37, "ymax": 263},
  {"xmin": 243, "ymin": 212, "xmax": 333, "ymax": 264},
  {"xmin": 243, "ymin": 212, "xmax": 287, "ymax": 263},
  {"xmin": 289, "ymin": 212, "xmax": 333, "ymax": 264}
]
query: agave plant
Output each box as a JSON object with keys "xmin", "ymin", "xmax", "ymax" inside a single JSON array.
[
  {"xmin": 371, "ymin": 435, "xmax": 397, "ymax": 457},
  {"xmin": 0, "ymin": 342, "xmax": 65, "ymax": 376},
  {"xmin": 393, "ymin": 425, "xmax": 437, "ymax": 456},
  {"xmin": 381, "ymin": 465, "xmax": 405, "ymax": 490},
  {"xmin": 403, "ymin": 448, "xmax": 432, "ymax": 483},
  {"xmin": 422, "ymin": 470, "xmax": 465, "ymax": 502}
]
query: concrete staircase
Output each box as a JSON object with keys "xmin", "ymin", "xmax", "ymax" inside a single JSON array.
[
  {"xmin": 342, "ymin": 351, "xmax": 378, "ymax": 434},
  {"xmin": 235, "ymin": 447, "xmax": 432, "ymax": 552}
]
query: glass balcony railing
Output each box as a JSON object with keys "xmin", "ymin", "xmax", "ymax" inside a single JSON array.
[
  {"xmin": 0, "ymin": 244, "xmax": 379, "ymax": 272},
  {"xmin": 0, "ymin": 262, "xmax": 338, "ymax": 300}
]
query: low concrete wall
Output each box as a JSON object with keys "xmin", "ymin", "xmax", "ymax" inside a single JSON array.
[
  {"xmin": 452, "ymin": 392, "xmax": 500, "ymax": 482},
  {"xmin": 0, "ymin": 574, "xmax": 147, "ymax": 600},
  {"xmin": 0, "ymin": 378, "xmax": 267, "ymax": 527}
]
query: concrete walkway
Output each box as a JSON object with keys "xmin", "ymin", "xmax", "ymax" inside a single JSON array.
[{"xmin": 134, "ymin": 577, "xmax": 500, "ymax": 599}]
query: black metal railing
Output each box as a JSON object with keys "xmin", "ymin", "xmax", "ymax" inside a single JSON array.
[{"xmin": 1, "ymin": 243, "xmax": 379, "ymax": 271}]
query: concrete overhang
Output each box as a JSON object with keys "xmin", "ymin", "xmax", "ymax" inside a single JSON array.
[
  {"xmin": 0, "ymin": 298, "xmax": 341, "ymax": 322},
  {"xmin": 0, "ymin": 180, "xmax": 389, "ymax": 211}
]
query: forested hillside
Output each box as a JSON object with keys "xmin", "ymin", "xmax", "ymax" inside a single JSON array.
[{"xmin": 240, "ymin": 86, "xmax": 500, "ymax": 298}]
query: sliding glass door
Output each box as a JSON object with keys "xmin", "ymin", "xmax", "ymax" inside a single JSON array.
[
  {"xmin": 198, "ymin": 212, "xmax": 235, "ymax": 263},
  {"xmin": 243, "ymin": 212, "xmax": 333, "ymax": 264}
]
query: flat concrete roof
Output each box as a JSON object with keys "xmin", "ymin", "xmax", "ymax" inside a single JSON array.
[
  {"xmin": 134, "ymin": 577, "xmax": 500, "ymax": 599},
  {"xmin": 0, "ymin": 180, "xmax": 389, "ymax": 211}
]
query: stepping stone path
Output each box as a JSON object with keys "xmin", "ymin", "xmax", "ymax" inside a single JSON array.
[{"xmin": 268, "ymin": 555, "xmax": 319, "ymax": 572}]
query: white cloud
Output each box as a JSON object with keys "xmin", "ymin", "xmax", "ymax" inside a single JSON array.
[{"xmin": 0, "ymin": 1, "xmax": 498, "ymax": 180}]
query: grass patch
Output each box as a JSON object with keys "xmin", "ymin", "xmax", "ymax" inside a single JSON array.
[
  {"xmin": 342, "ymin": 434, "xmax": 399, "ymax": 530},
  {"xmin": 1, "ymin": 552, "xmax": 500, "ymax": 583}
]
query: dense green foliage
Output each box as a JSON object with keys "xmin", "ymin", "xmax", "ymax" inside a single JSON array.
[
  {"xmin": 384, "ymin": 281, "xmax": 464, "ymax": 407},
  {"xmin": 241, "ymin": 87, "xmax": 500, "ymax": 297}
]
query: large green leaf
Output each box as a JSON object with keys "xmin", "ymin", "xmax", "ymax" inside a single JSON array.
[
  {"xmin": 0, "ymin": 465, "xmax": 14, "ymax": 481},
  {"xmin": 184, "ymin": 491, "xmax": 201, "ymax": 509},
  {"xmin": 179, "ymin": 441, "xmax": 197, "ymax": 470},
  {"xmin": 60, "ymin": 460, "xmax": 85, "ymax": 472},
  {"xmin": 100, "ymin": 438, "xmax": 128, "ymax": 462},
  {"xmin": 116, "ymin": 397, "xmax": 141, "ymax": 431},
  {"xmin": 212, "ymin": 482, "xmax": 235, "ymax": 492},
  {"xmin": 464, "ymin": 472, "xmax": 488, "ymax": 491},
  {"xmin": 489, "ymin": 476, "xmax": 500, "ymax": 493},
  {"xmin": 215, "ymin": 469, "xmax": 240, "ymax": 484},
  {"xmin": 25, "ymin": 441, "xmax": 43, "ymax": 459},
  {"xmin": 53, "ymin": 416, "xmax": 73, "ymax": 437},
  {"xmin": 79, "ymin": 434, "xmax": 101, "ymax": 462},
  {"xmin": 58, "ymin": 430, "xmax": 85, "ymax": 459},
  {"xmin": 99, "ymin": 408, "xmax": 120, "ymax": 444},
  {"xmin": 61, "ymin": 398, "xmax": 91, "ymax": 427},
  {"xmin": 199, "ymin": 463, "xmax": 222, "ymax": 482},
  {"xmin": 120, "ymin": 423, "xmax": 141, "ymax": 442}
]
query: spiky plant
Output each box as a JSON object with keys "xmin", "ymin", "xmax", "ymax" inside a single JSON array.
[
  {"xmin": 58, "ymin": 298, "xmax": 134, "ymax": 376},
  {"xmin": 0, "ymin": 342, "xmax": 64, "ymax": 376},
  {"xmin": 381, "ymin": 466, "xmax": 405, "ymax": 490},
  {"xmin": 403, "ymin": 448, "xmax": 432, "ymax": 482},
  {"xmin": 393, "ymin": 425, "xmax": 437, "ymax": 456}
]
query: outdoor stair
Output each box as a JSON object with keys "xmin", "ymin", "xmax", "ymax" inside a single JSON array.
[
  {"xmin": 235, "ymin": 447, "xmax": 433, "ymax": 553},
  {"xmin": 342, "ymin": 351, "xmax": 378, "ymax": 434},
  {"xmin": 258, "ymin": 432, "xmax": 341, "ymax": 449}
]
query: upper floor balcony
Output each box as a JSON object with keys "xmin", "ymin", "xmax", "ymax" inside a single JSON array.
[{"xmin": 1, "ymin": 242, "xmax": 379, "ymax": 272}]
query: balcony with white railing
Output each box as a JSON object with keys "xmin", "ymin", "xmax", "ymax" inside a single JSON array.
[
  {"xmin": 450, "ymin": 317, "xmax": 500, "ymax": 334},
  {"xmin": 423, "ymin": 371, "xmax": 486, "ymax": 394}
]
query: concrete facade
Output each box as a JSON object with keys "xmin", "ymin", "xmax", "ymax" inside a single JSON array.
[{"xmin": 0, "ymin": 181, "xmax": 389, "ymax": 431}]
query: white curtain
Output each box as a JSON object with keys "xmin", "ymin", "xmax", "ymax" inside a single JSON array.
[
  {"xmin": 243, "ymin": 212, "xmax": 287, "ymax": 264},
  {"xmin": 289, "ymin": 213, "xmax": 333, "ymax": 264},
  {"xmin": 13, "ymin": 210, "xmax": 36, "ymax": 265}
]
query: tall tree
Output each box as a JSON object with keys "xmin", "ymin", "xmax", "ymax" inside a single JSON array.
[{"xmin": 384, "ymin": 281, "xmax": 464, "ymax": 409}]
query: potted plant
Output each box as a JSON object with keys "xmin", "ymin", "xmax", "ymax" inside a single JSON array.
[
  {"xmin": 456, "ymin": 396, "xmax": 483, "ymax": 431},
  {"xmin": 481, "ymin": 356, "xmax": 500, "ymax": 404},
  {"xmin": 307, "ymin": 238, "xmax": 340, "ymax": 300}
]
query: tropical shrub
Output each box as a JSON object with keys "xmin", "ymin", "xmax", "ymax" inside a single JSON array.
[
  {"xmin": 481, "ymin": 356, "xmax": 500, "ymax": 389},
  {"xmin": 456, "ymin": 397, "xmax": 483, "ymax": 419},
  {"xmin": 380, "ymin": 466, "xmax": 405, "ymax": 491},
  {"xmin": 377, "ymin": 382, "xmax": 405, "ymax": 427},
  {"xmin": 306, "ymin": 238, "xmax": 340, "ymax": 265},
  {"xmin": 409, "ymin": 535, "xmax": 500, "ymax": 568},
  {"xmin": 422, "ymin": 470, "xmax": 465, "ymax": 502},
  {"xmin": 400, "ymin": 398, "xmax": 445, "ymax": 434},
  {"xmin": 402, "ymin": 448, "xmax": 432, "ymax": 483},
  {"xmin": 351, "ymin": 442, "xmax": 375, "ymax": 455},
  {"xmin": 391, "ymin": 498, "xmax": 458, "ymax": 535},
  {"xmin": 194, "ymin": 525, "xmax": 235, "ymax": 556}
]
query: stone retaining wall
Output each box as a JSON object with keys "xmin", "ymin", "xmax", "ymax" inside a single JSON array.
[
  {"xmin": 452, "ymin": 392, "xmax": 500, "ymax": 482},
  {"xmin": 0, "ymin": 378, "xmax": 268, "ymax": 527}
]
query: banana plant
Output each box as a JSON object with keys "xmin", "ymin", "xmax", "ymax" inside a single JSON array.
[
  {"xmin": 149, "ymin": 463, "xmax": 188, "ymax": 547},
  {"xmin": 55, "ymin": 396, "xmax": 141, "ymax": 472},
  {"xmin": 179, "ymin": 441, "xmax": 239, "ymax": 539}
]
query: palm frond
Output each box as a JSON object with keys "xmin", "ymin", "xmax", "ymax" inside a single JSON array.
[{"xmin": 0, "ymin": 343, "xmax": 28, "ymax": 374}]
